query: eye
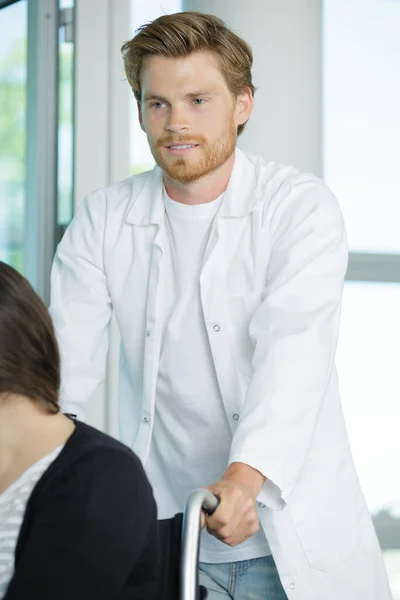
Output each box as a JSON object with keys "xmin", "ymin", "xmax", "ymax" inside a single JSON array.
[
  {"xmin": 192, "ymin": 98, "xmax": 205, "ymax": 105},
  {"xmin": 150, "ymin": 101, "xmax": 165, "ymax": 109}
]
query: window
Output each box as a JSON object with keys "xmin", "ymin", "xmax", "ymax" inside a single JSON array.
[
  {"xmin": 0, "ymin": 0, "xmax": 75, "ymax": 300},
  {"xmin": 324, "ymin": 1, "xmax": 400, "ymax": 596},
  {"xmin": 323, "ymin": 0, "xmax": 400, "ymax": 254},
  {"xmin": 0, "ymin": 0, "xmax": 27, "ymax": 272},
  {"xmin": 57, "ymin": 0, "xmax": 75, "ymax": 240}
]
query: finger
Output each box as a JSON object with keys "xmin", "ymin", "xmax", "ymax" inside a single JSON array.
[
  {"xmin": 232, "ymin": 519, "xmax": 260, "ymax": 546},
  {"xmin": 207, "ymin": 496, "xmax": 255, "ymax": 533},
  {"xmin": 206, "ymin": 514, "xmax": 243, "ymax": 543},
  {"xmin": 204, "ymin": 496, "xmax": 236, "ymax": 530},
  {"xmin": 200, "ymin": 511, "xmax": 206, "ymax": 530},
  {"xmin": 206, "ymin": 513, "xmax": 232, "ymax": 536},
  {"xmin": 207, "ymin": 507, "xmax": 259, "ymax": 544},
  {"xmin": 212, "ymin": 520, "xmax": 260, "ymax": 547}
]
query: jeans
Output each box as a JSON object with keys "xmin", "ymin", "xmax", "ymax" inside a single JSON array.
[{"xmin": 199, "ymin": 555, "xmax": 288, "ymax": 599}]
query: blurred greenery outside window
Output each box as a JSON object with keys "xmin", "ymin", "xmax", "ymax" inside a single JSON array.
[
  {"xmin": 0, "ymin": 0, "xmax": 74, "ymax": 274},
  {"xmin": 0, "ymin": 0, "xmax": 27, "ymax": 273},
  {"xmin": 57, "ymin": 0, "xmax": 74, "ymax": 233}
]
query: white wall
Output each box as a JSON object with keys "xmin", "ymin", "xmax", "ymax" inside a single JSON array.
[
  {"xmin": 74, "ymin": 0, "xmax": 131, "ymax": 434},
  {"xmin": 184, "ymin": 0, "xmax": 323, "ymax": 176}
]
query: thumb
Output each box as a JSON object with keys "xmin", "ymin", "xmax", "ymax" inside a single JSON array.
[{"xmin": 201, "ymin": 484, "xmax": 216, "ymax": 529}]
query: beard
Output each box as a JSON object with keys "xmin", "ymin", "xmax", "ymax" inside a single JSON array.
[{"xmin": 148, "ymin": 114, "xmax": 237, "ymax": 183}]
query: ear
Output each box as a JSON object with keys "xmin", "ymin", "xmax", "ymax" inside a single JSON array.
[
  {"xmin": 235, "ymin": 87, "xmax": 253, "ymax": 129},
  {"xmin": 137, "ymin": 100, "xmax": 146, "ymax": 133}
]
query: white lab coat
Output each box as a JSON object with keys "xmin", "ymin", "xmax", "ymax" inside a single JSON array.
[{"xmin": 50, "ymin": 149, "xmax": 392, "ymax": 599}]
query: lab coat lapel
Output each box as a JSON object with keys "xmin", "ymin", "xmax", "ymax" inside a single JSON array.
[{"xmin": 128, "ymin": 166, "xmax": 167, "ymax": 460}]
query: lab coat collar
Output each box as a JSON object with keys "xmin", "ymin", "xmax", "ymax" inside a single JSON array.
[
  {"xmin": 125, "ymin": 164, "xmax": 164, "ymax": 226},
  {"xmin": 219, "ymin": 148, "xmax": 259, "ymax": 217},
  {"xmin": 125, "ymin": 147, "xmax": 259, "ymax": 226}
]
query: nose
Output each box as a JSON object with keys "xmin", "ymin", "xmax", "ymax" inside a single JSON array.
[{"xmin": 165, "ymin": 104, "xmax": 189, "ymax": 133}]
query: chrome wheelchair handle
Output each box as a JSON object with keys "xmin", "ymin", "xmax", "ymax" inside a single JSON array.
[{"xmin": 180, "ymin": 489, "xmax": 220, "ymax": 600}]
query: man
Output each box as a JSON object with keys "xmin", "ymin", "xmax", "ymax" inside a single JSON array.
[{"xmin": 49, "ymin": 11, "xmax": 392, "ymax": 600}]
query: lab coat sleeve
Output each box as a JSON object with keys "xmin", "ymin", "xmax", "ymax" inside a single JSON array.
[
  {"xmin": 49, "ymin": 192, "xmax": 112, "ymax": 420},
  {"xmin": 228, "ymin": 178, "xmax": 348, "ymax": 510}
]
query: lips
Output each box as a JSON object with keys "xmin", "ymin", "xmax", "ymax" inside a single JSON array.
[
  {"xmin": 164, "ymin": 142, "xmax": 200, "ymax": 157},
  {"xmin": 166, "ymin": 143, "xmax": 199, "ymax": 150}
]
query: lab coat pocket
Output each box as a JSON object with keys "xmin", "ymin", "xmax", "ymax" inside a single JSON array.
[{"xmin": 289, "ymin": 460, "xmax": 368, "ymax": 572}]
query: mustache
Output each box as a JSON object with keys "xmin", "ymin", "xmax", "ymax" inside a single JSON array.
[{"xmin": 157, "ymin": 135, "xmax": 206, "ymax": 147}]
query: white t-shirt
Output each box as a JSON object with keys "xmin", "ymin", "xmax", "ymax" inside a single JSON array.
[
  {"xmin": 0, "ymin": 445, "xmax": 64, "ymax": 598},
  {"xmin": 145, "ymin": 190, "xmax": 271, "ymax": 563}
]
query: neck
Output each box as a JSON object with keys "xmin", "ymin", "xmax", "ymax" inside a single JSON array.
[
  {"xmin": 163, "ymin": 151, "xmax": 235, "ymax": 205},
  {"xmin": 0, "ymin": 395, "xmax": 74, "ymax": 494}
]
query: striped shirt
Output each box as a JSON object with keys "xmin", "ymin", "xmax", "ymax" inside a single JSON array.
[{"xmin": 0, "ymin": 445, "xmax": 64, "ymax": 598}]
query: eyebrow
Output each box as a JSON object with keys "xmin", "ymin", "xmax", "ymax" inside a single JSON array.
[
  {"xmin": 143, "ymin": 93, "xmax": 168, "ymax": 103},
  {"xmin": 143, "ymin": 91, "xmax": 218, "ymax": 102}
]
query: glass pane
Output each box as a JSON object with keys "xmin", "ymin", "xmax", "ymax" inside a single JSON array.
[
  {"xmin": 57, "ymin": 0, "xmax": 74, "ymax": 232},
  {"xmin": 323, "ymin": 0, "xmax": 400, "ymax": 253},
  {"xmin": 337, "ymin": 282, "xmax": 400, "ymax": 597},
  {"xmin": 130, "ymin": 0, "xmax": 182, "ymax": 175},
  {"xmin": 0, "ymin": 0, "xmax": 27, "ymax": 272}
]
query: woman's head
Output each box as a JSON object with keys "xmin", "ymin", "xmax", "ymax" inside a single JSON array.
[{"xmin": 0, "ymin": 262, "xmax": 60, "ymax": 413}]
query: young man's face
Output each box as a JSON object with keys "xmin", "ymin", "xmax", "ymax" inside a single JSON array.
[{"xmin": 138, "ymin": 51, "xmax": 253, "ymax": 183}]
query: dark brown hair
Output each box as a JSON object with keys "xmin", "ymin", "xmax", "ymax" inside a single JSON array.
[
  {"xmin": 0, "ymin": 261, "xmax": 60, "ymax": 413},
  {"xmin": 121, "ymin": 11, "xmax": 255, "ymax": 135}
]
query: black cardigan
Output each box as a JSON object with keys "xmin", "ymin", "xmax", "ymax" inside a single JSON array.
[{"xmin": 4, "ymin": 421, "xmax": 160, "ymax": 600}]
